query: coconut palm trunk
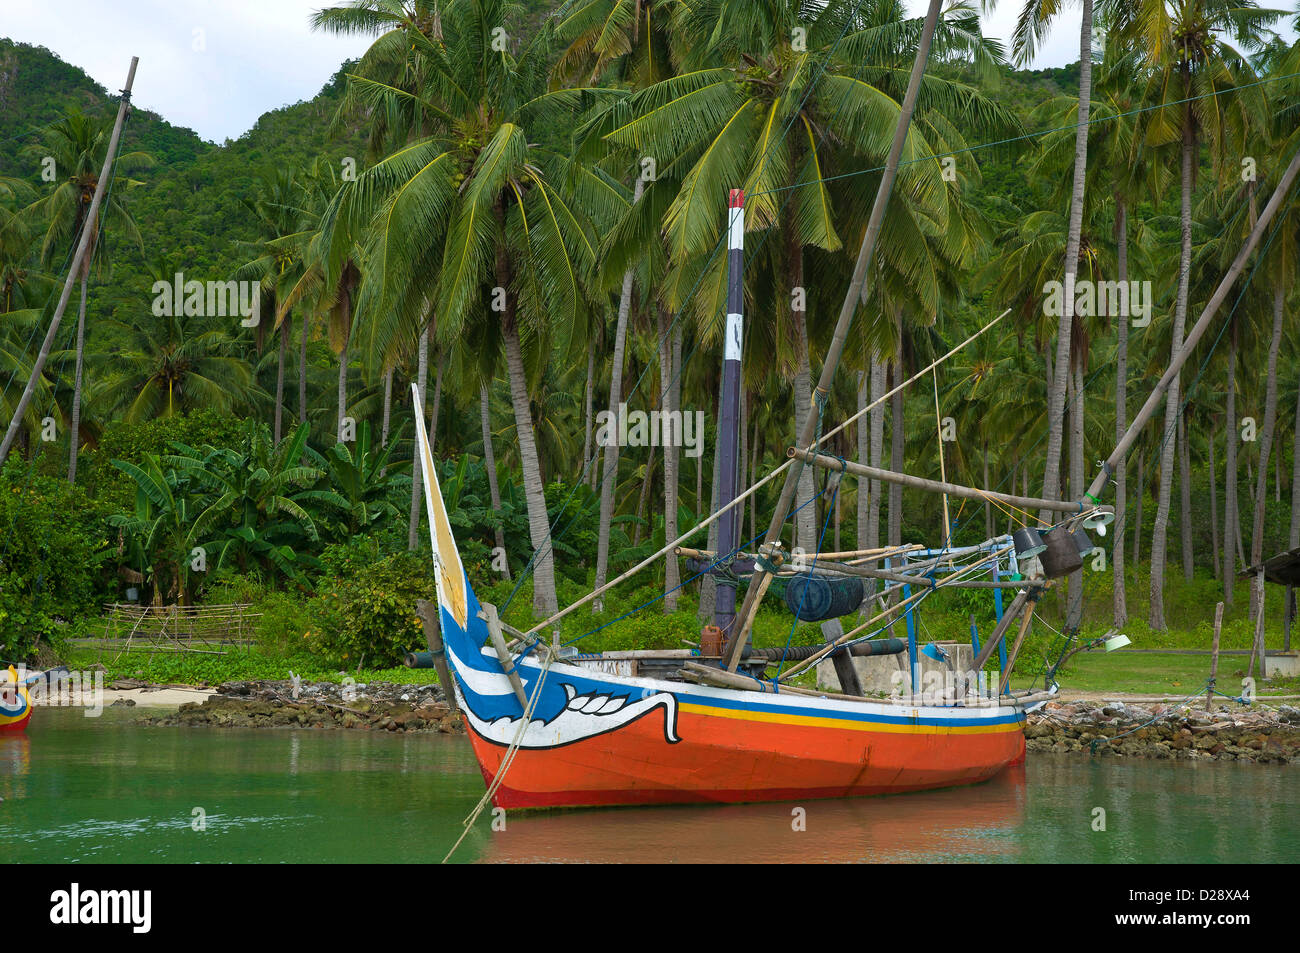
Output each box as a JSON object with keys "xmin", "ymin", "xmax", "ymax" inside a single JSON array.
[
  {"xmin": 480, "ymin": 381, "xmax": 511, "ymax": 581},
  {"xmin": 583, "ymin": 334, "xmax": 596, "ymax": 487},
  {"xmin": 659, "ymin": 307, "xmax": 681, "ymax": 611},
  {"xmin": 1039, "ymin": 0, "xmax": 1094, "ymax": 524},
  {"xmin": 593, "ymin": 176, "xmax": 645, "ymax": 612},
  {"xmin": 299, "ymin": 314, "xmax": 309, "ymax": 425},
  {"xmin": 381, "ymin": 366, "xmax": 393, "ymax": 448},
  {"xmin": 503, "ymin": 318, "xmax": 559, "ymax": 618},
  {"xmin": 1067, "ymin": 360, "xmax": 1085, "ymax": 633},
  {"xmin": 1249, "ymin": 284, "xmax": 1285, "ymax": 620},
  {"xmin": 790, "ymin": 240, "xmax": 817, "ymax": 553},
  {"xmin": 67, "ymin": 269, "xmax": 89, "ymax": 483},
  {"xmin": 1224, "ymin": 325, "xmax": 1239, "ymax": 606},
  {"xmin": 1113, "ymin": 200, "xmax": 1129, "ymax": 626},
  {"xmin": 274, "ymin": 317, "xmax": 288, "ymax": 444},
  {"xmin": 407, "ymin": 324, "xmax": 430, "ymax": 550},
  {"xmin": 1150, "ymin": 103, "xmax": 1195, "ymax": 631}
]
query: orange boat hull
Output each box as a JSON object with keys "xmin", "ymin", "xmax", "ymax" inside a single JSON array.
[{"xmin": 467, "ymin": 700, "xmax": 1026, "ymax": 809}]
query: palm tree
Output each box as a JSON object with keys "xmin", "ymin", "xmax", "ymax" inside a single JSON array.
[
  {"xmin": 331, "ymin": 1, "xmax": 612, "ymax": 618},
  {"xmin": 102, "ymin": 310, "xmax": 256, "ymax": 422},
  {"xmin": 1116, "ymin": 0, "xmax": 1280, "ymax": 628},
  {"xmin": 24, "ymin": 108, "xmax": 150, "ymax": 482},
  {"xmin": 234, "ymin": 167, "xmax": 310, "ymax": 444},
  {"xmin": 599, "ymin": 0, "xmax": 1011, "ymax": 556}
]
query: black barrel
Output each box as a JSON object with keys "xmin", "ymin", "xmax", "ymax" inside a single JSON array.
[{"xmin": 783, "ymin": 574, "xmax": 865, "ymax": 621}]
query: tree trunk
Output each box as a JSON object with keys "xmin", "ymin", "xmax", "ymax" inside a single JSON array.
[
  {"xmin": 67, "ymin": 270, "xmax": 89, "ymax": 483},
  {"xmin": 868, "ymin": 354, "xmax": 886, "ymax": 599},
  {"xmin": 407, "ymin": 324, "xmax": 430, "ymax": 550},
  {"xmin": 582, "ymin": 333, "xmax": 596, "ymax": 487},
  {"xmin": 659, "ymin": 306, "xmax": 681, "ymax": 611},
  {"xmin": 1149, "ymin": 99, "xmax": 1194, "ymax": 631},
  {"xmin": 337, "ymin": 338, "xmax": 349, "ymax": 442},
  {"xmin": 1209, "ymin": 424, "xmax": 1220, "ymax": 579},
  {"xmin": 1180, "ymin": 413, "xmax": 1193, "ymax": 582},
  {"xmin": 1249, "ymin": 284, "xmax": 1285, "ymax": 621},
  {"xmin": 503, "ymin": 319, "xmax": 559, "ymax": 617},
  {"xmin": 1039, "ymin": 0, "xmax": 1094, "ymax": 523},
  {"xmin": 1290, "ymin": 379, "xmax": 1300, "ymax": 551},
  {"xmin": 274, "ymin": 315, "xmax": 288, "ymax": 444},
  {"xmin": 481, "ymin": 381, "xmax": 510, "ymax": 581},
  {"xmin": 381, "ymin": 366, "xmax": 393, "ymax": 448},
  {"xmin": 790, "ymin": 242, "xmax": 817, "ymax": 553},
  {"xmin": 1113, "ymin": 199, "xmax": 1128, "ymax": 626},
  {"xmin": 856, "ymin": 371, "xmax": 868, "ymax": 556},
  {"xmin": 430, "ymin": 352, "xmax": 444, "ymax": 451},
  {"xmin": 889, "ymin": 356, "xmax": 904, "ymax": 552},
  {"xmin": 594, "ymin": 176, "xmax": 645, "ymax": 612},
  {"xmin": 299, "ymin": 313, "xmax": 309, "ymax": 424},
  {"xmin": 1224, "ymin": 326, "xmax": 1238, "ymax": 607},
  {"xmin": 1132, "ymin": 448, "xmax": 1145, "ymax": 567},
  {"xmin": 1067, "ymin": 360, "xmax": 1085, "ymax": 633}
]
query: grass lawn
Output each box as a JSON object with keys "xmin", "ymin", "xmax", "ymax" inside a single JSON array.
[{"xmin": 1009, "ymin": 648, "xmax": 1300, "ymax": 697}]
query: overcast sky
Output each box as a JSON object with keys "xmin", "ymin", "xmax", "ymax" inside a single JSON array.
[{"xmin": 0, "ymin": 0, "xmax": 1144, "ymax": 143}]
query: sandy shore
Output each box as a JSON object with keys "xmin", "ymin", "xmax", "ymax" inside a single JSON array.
[{"xmin": 105, "ymin": 686, "xmax": 217, "ymax": 708}]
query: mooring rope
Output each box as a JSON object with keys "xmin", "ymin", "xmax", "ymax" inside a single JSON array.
[{"xmin": 442, "ymin": 647, "xmax": 556, "ymax": 864}]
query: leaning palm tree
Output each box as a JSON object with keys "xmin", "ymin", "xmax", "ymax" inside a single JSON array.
[{"xmin": 23, "ymin": 108, "xmax": 150, "ymax": 482}]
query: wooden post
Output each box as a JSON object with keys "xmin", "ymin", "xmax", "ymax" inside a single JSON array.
[
  {"xmin": 997, "ymin": 600, "xmax": 1038, "ymax": 697},
  {"xmin": 479, "ymin": 602, "xmax": 529, "ymax": 709},
  {"xmin": 1207, "ymin": 601, "xmax": 1224, "ymax": 711},
  {"xmin": 1, "ymin": 57, "xmax": 139, "ymax": 463},
  {"xmin": 416, "ymin": 599, "xmax": 458, "ymax": 715},
  {"xmin": 821, "ymin": 619, "xmax": 863, "ymax": 696},
  {"xmin": 972, "ymin": 589, "xmax": 1030, "ymax": 670},
  {"xmin": 1247, "ymin": 567, "xmax": 1266, "ymax": 682}
]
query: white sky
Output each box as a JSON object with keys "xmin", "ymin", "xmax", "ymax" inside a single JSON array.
[{"xmin": 1, "ymin": 0, "xmax": 1283, "ymax": 144}]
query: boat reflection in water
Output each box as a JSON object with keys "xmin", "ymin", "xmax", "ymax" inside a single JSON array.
[
  {"xmin": 0, "ymin": 734, "xmax": 31, "ymax": 801},
  {"xmin": 482, "ymin": 763, "xmax": 1026, "ymax": 864}
]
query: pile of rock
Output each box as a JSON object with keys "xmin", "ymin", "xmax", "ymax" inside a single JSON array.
[
  {"xmin": 1025, "ymin": 700, "xmax": 1300, "ymax": 763},
  {"xmin": 141, "ymin": 679, "xmax": 464, "ymax": 733}
]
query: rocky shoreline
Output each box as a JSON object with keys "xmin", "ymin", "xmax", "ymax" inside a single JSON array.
[
  {"xmin": 138, "ymin": 679, "xmax": 464, "ymax": 733},
  {"xmin": 134, "ymin": 681, "xmax": 1300, "ymax": 765},
  {"xmin": 1026, "ymin": 700, "xmax": 1300, "ymax": 764}
]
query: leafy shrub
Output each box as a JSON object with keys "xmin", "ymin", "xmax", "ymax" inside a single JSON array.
[
  {"xmin": 0, "ymin": 464, "xmax": 114, "ymax": 659},
  {"xmin": 303, "ymin": 551, "xmax": 435, "ymax": 667}
]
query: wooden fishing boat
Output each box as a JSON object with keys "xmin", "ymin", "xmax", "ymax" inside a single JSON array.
[
  {"xmin": 412, "ymin": 58, "xmax": 1300, "ymax": 812},
  {"xmin": 0, "ymin": 666, "xmax": 34, "ymax": 733},
  {"xmin": 414, "ymin": 389, "xmax": 1058, "ymax": 809}
]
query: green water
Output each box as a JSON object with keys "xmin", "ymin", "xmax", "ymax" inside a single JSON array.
[{"xmin": 5, "ymin": 708, "xmax": 1297, "ymax": 863}]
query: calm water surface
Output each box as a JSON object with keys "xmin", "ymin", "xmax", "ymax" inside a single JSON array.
[{"xmin": 5, "ymin": 707, "xmax": 1296, "ymax": 863}]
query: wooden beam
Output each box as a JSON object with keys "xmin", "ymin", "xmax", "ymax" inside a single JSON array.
[
  {"xmin": 479, "ymin": 602, "xmax": 528, "ymax": 709},
  {"xmin": 416, "ymin": 598, "xmax": 459, "ymax": 716}
]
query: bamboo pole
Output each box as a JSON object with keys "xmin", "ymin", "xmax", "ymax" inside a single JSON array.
[
  {"xmin": 1207, "ymin": 601, "xmax": 1224, "ymax": 710},
  {"xmin": 973, "ymin": 589, "xmax": 1032, "ymax": 670},
  {"xmin": 481, "ymin": 603, "xmax": 528, "ymax": 708},
  {"xmin": 1, "ymin": 57, "xmax": 139, "ymax": 462},
  {"xmin": 791, "ymin": 448, "xmax": 1107, "ymax": 518}
]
